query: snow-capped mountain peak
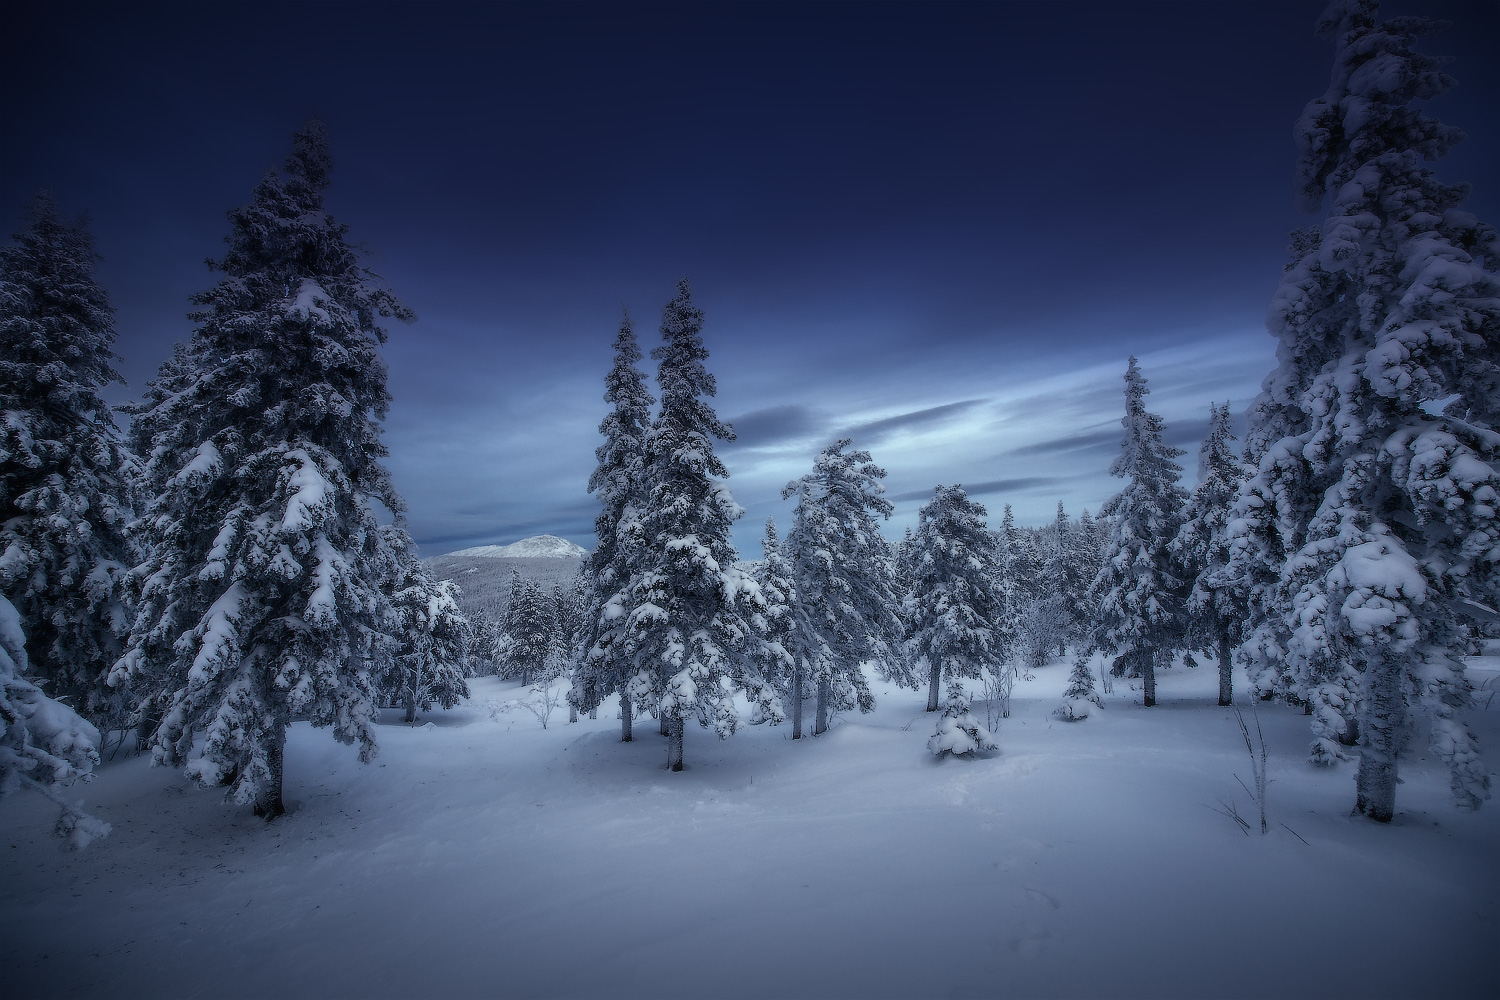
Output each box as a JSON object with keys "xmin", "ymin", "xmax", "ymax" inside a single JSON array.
[{"xmin": 446, "ymin": 534, "xmax": 587, "ymax": 559}]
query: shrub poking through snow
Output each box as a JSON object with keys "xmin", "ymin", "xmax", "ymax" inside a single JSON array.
[
  {"xmin": 1055, "ymin": 654, "xmax": 1104, "ymax": 722},
  {"xmin": 928, "ymin": 682, "xmax": 996, "ymax": 757}
]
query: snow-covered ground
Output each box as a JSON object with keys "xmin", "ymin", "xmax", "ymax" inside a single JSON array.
[{"xmin": 4, "ymin": 657, "xmax": 1496, "ymax": 999}]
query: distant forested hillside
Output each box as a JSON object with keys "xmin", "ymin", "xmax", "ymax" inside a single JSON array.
[{"xmin": 420, "ymin": 553, "xmax": 585, "ymax": 621}]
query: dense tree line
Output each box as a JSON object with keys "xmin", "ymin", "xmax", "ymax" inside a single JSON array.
[{"xmin": 0, "ymin": 0, "xmax": 1492, "ymax": 832}]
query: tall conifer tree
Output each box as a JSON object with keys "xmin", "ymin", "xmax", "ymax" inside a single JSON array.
[
  {"xmin": 572, "ymin": 314, "xmax": 654, "ymax": 741},
  {"xmin": 0, "ymin": 197, "xmax": 135, "ymax": 725},
  {"xmin": 1090, "ymin": 357, "xmax": 1189, "ymax": 707},
  {"xmin": 753, "ymin": 518, "xmax": 802, "ymax": 733},
  {"xmin": 905, "ymin": 486, "xmax": 1005, "ymax": 712},
  {"xmin": 616, "ymin": 280, "xmax": 775, "ymax": 769},
  {"xmin": 112, "ymin": 122, "xmax": 413, "ymax": 817},
  {"xmin": 1172, "ymin": 403, "xmax": 1247, "ymax": 705},
  {"xmin": 1226, "ymin": 1, "xmax": 1494, "ymax": 818},
  {"xmin": 783, "ymin": 439, "xmax": 907, "ymax": 733}
]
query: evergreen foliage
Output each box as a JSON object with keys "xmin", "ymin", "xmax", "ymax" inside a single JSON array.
[
  {"xmin": 1055, "ymin": 653, "xmax": 1104, "ymax": 722},
  {"xmin": 612, "ymin": 279, "xmax": 777, "ymax": 769},
  {"xmin": 111, "ymin": 122, "xmax": 414, "ymax": 817},
  {"xmin": 783, "ymin": 439, "xmax": 906, "ymax": 734},
  {"xmin": 0, "ymin": 196, "xmax": 136, "ymax": 726},
  {"xmin": 0, "ymin": 593, "xmax": 109, "ymax": 847},
  {"xmin": 904, "ymin": 485, "xmax": 1005, "ymax": 712},
  {"xmin": 1225, "ymin": 0, "xmax": 1495, "ymax": 818},
  {"xmin": 992, "ymin": 505, "xmax": 1026, "ymax": 653},
  {"xmin": 1172, "ymin": 403, "xmax": 1249, "ymax": 706},
  {"xmin": 753, "ymin": 519, "xmax": 805, "ymax": 733},
  {"xmin": 1090, "ymin": 357, "xmax": 1189, "ymax": 707},
  {"xmin": 1040, "ymin": 502, "xmax": 1084, "ymax": 654},
  {"xmin": 572, "ymin": 314, "xmax": 654, "ymax": 740},
  {"xmin": 376, "ymin": 528, "xmax": 471, "ymax": 724},
  {"xmin": 496, "ymin": 575, "xmax": 559, "ymax": 686},
  {"xmin": 927, "ymin": 680, "xmax": 996, "ymax": 757}
]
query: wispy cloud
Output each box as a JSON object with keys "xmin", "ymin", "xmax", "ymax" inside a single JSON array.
[
  {"xmin": 722, "ymin": 405, "xmax": 830, "ymax": 450},
  {"xmin": 1002, "ymin": 426, "xmax": 1119, "ymax": 459},
  {"xmin": 839, "ymin": 399, "xmax": 989, "ymax": 447},
  {"xmin": 887, "ymin": 476, "xmax": 1061, "ymax": 504}
]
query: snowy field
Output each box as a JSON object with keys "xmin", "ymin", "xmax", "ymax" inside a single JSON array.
[{"xmin": 4, "ymin": 657, "xmax": 1496, "ymax": 1000}]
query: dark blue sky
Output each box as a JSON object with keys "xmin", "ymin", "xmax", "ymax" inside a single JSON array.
[{"xmin": 5, "ymin": 1, "xmax": 1497, "ymax": 556}]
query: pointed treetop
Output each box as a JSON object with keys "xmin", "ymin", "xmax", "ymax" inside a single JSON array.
[
  {"xmin": 1296, "ymin": 0, "xmax": 1461, "ymax": 211},
  {"xmin": 286, "ymin": 119, "xmax": 334, "ymax": 195}
]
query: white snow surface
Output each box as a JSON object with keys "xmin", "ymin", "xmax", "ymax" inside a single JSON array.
[
  {"xmin": 2, "ymin": 655, "xmax": 1496, "ymax": 999},
  {"xmin": 445, "ymin": 534, "xmax": 588, "ymax": 560}
]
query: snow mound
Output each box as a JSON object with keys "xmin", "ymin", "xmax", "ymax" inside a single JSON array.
[{"xmin": 445, "ymin": 535, "xmax": 587, "ymax": 559}]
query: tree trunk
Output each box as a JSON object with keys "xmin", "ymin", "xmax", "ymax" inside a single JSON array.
[
  {"xmin": 1355, "ymin": 660, "xmax": 1405, "ymax": 823},
  {"xmin": 927, "ymin": 660, "xmax": 941, "ymax": 712},
  {"xmin": 814, "ymin": 677, "xmax": 830, "ymax": 735},
  {"xmin": 254, "ymin": 724, "xmax": 287, "ymax": 819},
  {"xmin": 667, "ymin": 714, "xmax": 684, "ymax": 771},
  {"xmin": 791, "ymin": 665, "xmax": 804, "ymax": 740},
  {"xmin": 522, "ymin": 664, "xmax": 532, "ymax": 687},
  {"xmin": 1217, "ymin": 631, "xmax": 1233, "ymax": 707},
  {"xmin": 134, "ymin": 712, "xmax": 155, "ymax": 756},
  {"xmin": 589, "ymin": 705, "xmax": 597, "ymax": 720},
  {"xmin": 403, "ymin": 690, "xmax": 417, "ymax": 724},
  {"xmin": 569, "ymin": 704, "xmax": 578, "ymax": 723},
  {"xmin": 1142, "ymin": 653, "xmax": 1156, "ymax": 708},
  {"xmin": 620, "ymin": 691, "xmax": 633, "ymax": 742},
  {"xmin": 660, "ymin": 706, "xmax": 669, "ymax": 737}
]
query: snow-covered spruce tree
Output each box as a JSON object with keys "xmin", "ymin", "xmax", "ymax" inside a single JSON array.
[
  {"xmin": 616, "ymin": 279, "xmax": 778, "ymax": 770},
  {"xmin": 1225, "ymin": 1, "xmax": 1495, "ymax": 819},
  {"xmin": 0, "ymin": 593, "xmax": 109, "ymax": 847},
  {"xmin": 0, "ymin": 196, "xmax": 136, "ymax": 727},
  {"xmin": 1090, "ymin": 357, "xmax": 1189, "ymax": 707},
  {"xmin": 1065, "ymin": 507, "xmax": 1107, "ymax": 647},
  {"xmin": 1171, "ymin": 403, "xmax": 1249, "ymax": 706},
  {"xmin": 927, "ymin": 680, "xmax": 996, "ymax": 757},
  {"xmin": 992, "ymin": 504, "xmax": 1026, "ymax": 652},
  {"xmin": 1040, "ymin": 502, "xmax": 1082, "ymax": 656},
  {"xmin": 571, "ymin": 313, "xmax": 655, "ymax": 741},
  {"xmin": 110, "ymin": 122, "xmax": 414, "ymax": 818},
  {"xmin": 375, "ymin": 528, "xmax": 470, "ymax": 725},
  {"xmin": 553, "ymin": 578, "xmax": 587, "ymax": 664},
  {"xmin": 783, "ymin": 439, "xmax": 908, "ymax": 734},
  {"xmin": 754, "ymin": 518, "xmax": 807, "ymax": 734},
  {"xmin": 1055, "ymin": 652, "xmax": 1104, "ymax": 722},
  {"xmin": 552, "ymin": 578, "xmax": 589, "ymax": 721},
  {"xmin": 498, "ymin": 577, "xmax": 558, "ymax": 687},
  {"xmin": 905, "ymin": 485, "xmax": 1005, "ymax": 712}
]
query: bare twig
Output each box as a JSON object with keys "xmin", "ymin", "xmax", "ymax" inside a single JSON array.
[
  {"xmin": 1214, "ymin": 800, "xmax": 1251, "ymax": 835},
  {"xmin": 1279, "ymin": 822, "xmax": 1310, "ymax": 846},
  {"xmin": 1234, "ymin": 705, "xmax": 1269, "ymax": 834}
]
